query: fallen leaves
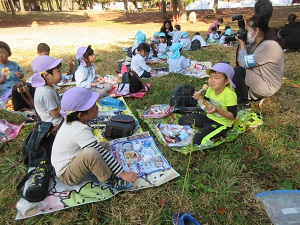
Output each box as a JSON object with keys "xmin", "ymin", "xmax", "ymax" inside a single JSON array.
[
  {"xmin": 217, "ymin": 207, "xmax": 226, "ymax": 215},
  {"xmin": 158, "ymin": 197, "xmax": 166, "ymax": 206},
  {"xmin": 243, "ymin": 146, "xmax": 260, "ymax": 160}
]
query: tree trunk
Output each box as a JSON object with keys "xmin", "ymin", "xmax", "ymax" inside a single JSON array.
[
  {"xmin": 172, "ymin": 0, "xmax": 178, "ymax": 22},
  {"xmin": 47, "ymin": 0, "xmax": 54, "ymax": 11},
  {"xmin": 161, "ymin": 0, "xmax": 166, "ymax": 18},
  {"xmin": 8, "ymin": 0, "xmax": 16, "ymax": 19},
  {"xmin": 213, "ymin": 0, "xmax": 218, "ymax": 13},
  {"xmin": 19, "ymin": 0, "xmax": 25, "ymax": 11},
  {"xmin": 178, "ymin": 0, "xmax": 186, "ymax": 23},
  {"xmin": 123, "ymin": 0, "xmax": 129, "ymax": 17}
]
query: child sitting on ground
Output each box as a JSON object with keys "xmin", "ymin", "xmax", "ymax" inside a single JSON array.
[
  {"xmin": 150, "ymin": 32, "xmax": 160, "ymax": 45},
  {"xmin": 30, "ymin": 55, "xmax": 64, "ymax": 126},
  {"xmin": 207, "ymin": 27, "xmax": 220, "ymax": 44},
  {"xmin": 178, "ymin": 63, "xmax": 237, "ymax": 145},
  {"xmin": 168, "ymin": 24, "xmax": 182, "ymax": 43},
  {"xmin": 156, "ymin": 32, "xmax": 168, "ymax": 59},
  {"xmin": 0, "ymin": 41, "xmax": 24, "ymax": 96},
  {"xmin": 180, "ymin": 32, "xmax": 191, "ymax": 50},
  {"xmin": 75, "ymin": 45, "xmax": 112, "ymax": 98},
  {"xmin": 207, "ymin": 18, "xmax": 223, "ymax": 39},
  {"xmin": 191, "ymin": 32, "xmax": 208, "ymax": 47},
  {"xmin": 37, "ymin": 43, "xmax": 50, "ymax": 56},
  {"xmin": 51, "ymin": 87, "xmax": 138, "ymax": 188},
  {"xmin": 219, "ymin": 26, "xmax": 232, "ymax": 44},
  {"xmin": 167, "ymin": 42, "xmax": 191, "ymax": 74},
  {"xmin": 131, "ymin": 43, "xmax": 156, "ymax": 78},
  {"xmin": 132, "ymin": 31, "xmax": 146, "ymax": 55}
]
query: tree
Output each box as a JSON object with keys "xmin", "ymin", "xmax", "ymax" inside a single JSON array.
[
  {"xmin": 19, "ymin": 0, "xmax": 25, "ymax": 11},
  {"xmin": 172, "ymin": 0, "xmax": 178, "ymax": 22},
  {"xmin": 161, "ymin": 0, "xmax": 166, "ymax": 18},
  {"xmin": 8, "ymin": 0, "xmax": 16, "ymax": 18},
  {"xmin": 213, "ymin": 0, "xmax": 218, "ymax": 13},
  {"xmin": 178, "ymin": 0, "xmax": 186, "ymax": 23}
]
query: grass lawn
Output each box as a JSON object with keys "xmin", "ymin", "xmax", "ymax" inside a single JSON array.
[{"xmin": 1, "ymin": 7, "xmax": 300, "ymax": 224}]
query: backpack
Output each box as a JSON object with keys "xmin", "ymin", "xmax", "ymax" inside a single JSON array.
[
  {"xmin": 191, "ymin": 39, "xmax": 201, "ymax": 51},
  {"xmin": 104, "ymin": 114, "xmax": 135, "ymax": 139},
  {"xmin": 170, "ymin": 84, "xmax": 197, "ymax": 107},
  {"xmin": 22, "ymin": 121, "xmax": 55, "ymax": 167},
  {"xmin": 12, "ymin": 80, "xmax": 36, "ymax": 111},
  {"xmin": 67, "ymin": 59, "xmax": 80, "ymax": 81},
  {"xmin": 121, "ymin": 70, "xmax": 150, "ymax": 93}
]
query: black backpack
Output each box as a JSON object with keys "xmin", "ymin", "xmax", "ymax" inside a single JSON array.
[
  {"xmin": 67, "ymin": 59, "xmax": 80, "ymax": 81},
  {"xmin": 22, "ymin": 121, "xmax": 55, "ymax": 167},
  {"xmin": 122, "ymin": 70, "xmax": 150, "ymax": 93},
  {"xmin": 12, "ymin": 80, "xmax": 36, "ymax": 111},
  {"xmin": 191, "ymin": 39, "xmax": 201, "ymax": 51},
  {"xmin": 170, "ymin": 84, "xmax": 197, "ymax": 107}
]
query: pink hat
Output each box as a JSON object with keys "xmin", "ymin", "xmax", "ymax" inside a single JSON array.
[
  {"xmin": 206, "ymin": 63, "xmax": 236, "ymax": 89},
  {"xmin": 60, "ymin": 87, "xmax": 99, "ymax": 118},
  {"xmin": 30, "ymin": 55, "xmax": 63, "ymax": 87}
]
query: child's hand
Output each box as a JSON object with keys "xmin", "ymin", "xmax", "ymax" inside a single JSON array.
[
  {"xmin": 206, "ymin": 106, "xmax": 218, "ymax": 114},
  {"xmin": 119, "ymin": 171, "xmax": 139, "ymax": 187},
  {"xmin": 188, "ymin": 55, "xmax": 192, "ymax": 59},
  {"xmin": 15, "ymin": 72, "xmax": 22, "ymax": 78},
  {"xmin": 0, "ymin": 75, "xmax": 7, "ymax": 83},
  {"xmin": 91, "ymin": 82, "xmax": 97, "ymax": 87},
  {"xmin": 193, "ymin": 91, "xmax": 201, "ymax": 100}
]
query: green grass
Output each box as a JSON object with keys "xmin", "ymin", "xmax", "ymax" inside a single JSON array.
[{"xmin": 1, "ymin": 8, "xmax": 300, "ymax": 225}]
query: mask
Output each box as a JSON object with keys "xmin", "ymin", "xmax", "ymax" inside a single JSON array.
[{"xmin": 247, "ymin": 30, "xmax": 257, "ymax": 44}]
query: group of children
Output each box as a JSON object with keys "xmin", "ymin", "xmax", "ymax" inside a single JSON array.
[{"xmin": 1, "ymin": 16, "xmax": 239, "ymax": 190}]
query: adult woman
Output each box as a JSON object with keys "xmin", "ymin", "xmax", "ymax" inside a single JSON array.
[
  {"xmin": 160, "ymin": 19, "xmax": 173, "ymax": 46},
  {"xmin": 233, "ymin": 15, "xmax": 284, "ymax": 107},
  {"xmin": 279, "ymin": 14, "xmax": 300, "ymax": 50}
]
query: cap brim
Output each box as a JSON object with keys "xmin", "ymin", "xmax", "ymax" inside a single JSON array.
[
  {"xmin": 82, "ymin": 91, "xmax": 100, "ymax": 111},
  {"xmin": 49, "ymin": 58, "xmax": 63, "ymax": 70}
]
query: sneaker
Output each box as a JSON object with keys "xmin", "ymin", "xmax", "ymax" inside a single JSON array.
[
  {"xmin": 106, "ymin": 175, "xmax": 132, "ymax": 191},
  {"xmin": 247, "ymin": 113, "xmax": 263, "ymax": 128},
  {"xmin": 172, "ymin": 212, "xmax": 201, "ymax": 225}
]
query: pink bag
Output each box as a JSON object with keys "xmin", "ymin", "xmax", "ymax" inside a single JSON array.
[{"xmin": 116, "ymin": 83, "xmax": 130, "ymax": 96}]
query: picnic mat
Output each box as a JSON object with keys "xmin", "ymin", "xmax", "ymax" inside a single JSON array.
[
  {"xmin": 108, "ymin": 83, "xmax": 151, "ymax": 98},
  {"xmin": 137, "ymin": 108, "xmax": 257, "ymax": 154},
  {"xmin": 15, "ymin": 132, "xmax": 179, "ymax": 220},
  {"xmin": 184, "ymin": 61, "xmax": 212, "ymax": 78}
]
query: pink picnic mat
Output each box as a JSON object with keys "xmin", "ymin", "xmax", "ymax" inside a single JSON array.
[{"xmin": 108, "ymin": 83, "xmax": 151, "ymax": 98}]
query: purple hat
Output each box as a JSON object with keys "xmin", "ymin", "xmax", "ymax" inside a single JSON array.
[
  {"xmin": 60, "ymin": 87, "xmax": 99, "ymax": 119},
  {"xmin": 76, "ymin": 46, "xmax": 88, "ymax": 67},
  {"xmin": 30, "ymin": 55, "xmax": 63, "ymax": 87},
  {"xmin": 206, "ymin": 63, "xmax": 236, "ymax": 89}
]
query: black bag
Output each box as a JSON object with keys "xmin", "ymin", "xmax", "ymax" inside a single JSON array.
[
  {"xmin": 12, "ymin": 80, "xmax": 35, "ymax": 111},
  {"xmin": 16, "ymin": 161, "xmax": 52, "ymax": 203},
  {"xmin": 170, "ymin": 84, "xmax": 197, "ymax": 107},
  {"xmin": 67, "ymin": 59, "xmax": 80, "ymax": 81},
  {"xmin": 104, "ymin": 114, "xmax": 135, "ymax": 139},
  {"xmin": 191, "ymin": 39, "xmax": 201, "ymax": 51},
  {"xmin": 22, "ymin": 121, "xmax": 55, "ymax": 167},
  {"xmin": 122, "ymin": 70, "xmax": 150, "ymax": 93}
]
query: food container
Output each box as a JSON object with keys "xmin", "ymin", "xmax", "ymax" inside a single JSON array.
[{"xmin": 198, "ymin": 99, "xmax": 211, "ymax": 112}]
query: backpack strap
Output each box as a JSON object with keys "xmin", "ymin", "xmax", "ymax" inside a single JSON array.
[
  {"xmin": 16, "ymin": 80, "xmax": 35, "ymax": 110},
  {"xmin": 130, "ymin": 69, "xmax": 150, "ymax": 92}
]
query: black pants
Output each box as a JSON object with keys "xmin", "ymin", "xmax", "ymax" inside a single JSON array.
[
  {"xmin": 140, "ymin": 70, "xmax": 151, "ymax": 78},
  {"xmin": 178, "ymin": 114, "xmax": 231, "ymax": 145},
  {"xmin": 232, "ymin": 66, "xmax": 249, "ymax": 104}
]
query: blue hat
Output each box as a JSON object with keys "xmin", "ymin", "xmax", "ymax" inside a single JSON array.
[
  {"xmin": 134, "ymin": 30, "xmax": 142, "ymax": 39},
  {"xmin": 181, "ymin": 31, "xmax": 189, "ymax": 38},
  {"xmin": 159, "ymin": 32, "xmax": 166, "ymax": 37},
  {"xmin": 135, "ymin": 32, "xmax": 146, "ymax": 44},
  {"xmin": 154, "ymin": 32, "xmax": 160, "ymax": 37},
  {"xmin": 169, "ymin": 42, "xmax": 183, "ymax": 59}
]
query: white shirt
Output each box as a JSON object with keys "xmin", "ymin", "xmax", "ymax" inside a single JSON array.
[
  {"xmin": 168, "ymin": 30, "xmax": 181, "ymax": 43},
  {"xmin": 34, "ymin": 86, "xmax": 63, "ymax": 126},
  {"xmin": 52, "ymin": 121, "xmax": 123, "ymax": 178},
  {"xmin": 75, "ymin": 65, "xmax": 96, "ymax": 89},
  {"xmin": 167, "ymin": 56, "xmax": 191, "ymax": 74},
  {"xmin": 191, "ymin": 35, "xmax": 208, "ymax": 47},
  {"xmin": 157, "ymin": 43, "xmax": 168, "ymax": 58},
  {"xmin": 130, "ymin": 53, "xmax": 152, "ymax": 77},
  {"xmin": 180, "ymin": 38, "xmax": 191, "ymax": 50}
]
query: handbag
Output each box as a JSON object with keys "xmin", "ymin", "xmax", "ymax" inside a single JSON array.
[
  {"xmin": 12, "ymin": 80, "xmax": 35, "ymax": 111},
  {"xmin": 117, "ymin": 83, "xmax": 130, "ymax": 96},
  {"xmin": 104, "ymin": 114, "xmax": 135, "ymax": 139}
]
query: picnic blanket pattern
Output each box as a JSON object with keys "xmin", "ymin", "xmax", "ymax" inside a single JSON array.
[
  {"xmin": 108, "ymin": 83, "xmax": 151, "ymax": 98},
  {"xmin": 0, "ymin": 119, "xmax": 25, "ymax": 143},
  {"xmin": 184, "ymin": 61, "xmax": 212, "ymax": 78},
  {"xmin": 137, "ymin": 109, "xmax": 257, "ymax": 154},
  {"xmin": 15, "ymin": 132, "xmax": 179, "ymax": 220}
]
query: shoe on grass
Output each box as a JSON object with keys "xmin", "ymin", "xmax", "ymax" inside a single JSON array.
[
  {"xmin": 172, "ymin": 212, "xmax": 201, "ymax": 225},
  {"xmin": 247, "ymin": 113, "xmax": 263, "ymax": 128},
  {"xmin": 106, "ymin": 174, "xmax": 132, "ymax": 191}
]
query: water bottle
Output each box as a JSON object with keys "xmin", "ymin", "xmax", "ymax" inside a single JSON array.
[{"xmin": 176, "ymin": 132, "xmax": 190, "ymax": 141}]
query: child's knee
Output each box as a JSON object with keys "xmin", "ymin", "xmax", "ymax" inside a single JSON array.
[
  {"xmin": 98, "ymin": 141, "xmax": 111, "ymax": 151},
  {"xmin": 193, "ymin": 133, "xmax": 202, "ymax": 145},
  {"xmin": 82, "ymin": 147, "xmax": 100, "ymax": 159}
]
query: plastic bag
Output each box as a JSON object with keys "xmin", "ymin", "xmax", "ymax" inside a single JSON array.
[{"xmin": 256, "ymin": 190, "xmax": 300, "ymax": 225}]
